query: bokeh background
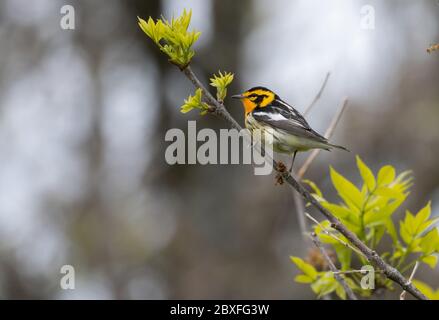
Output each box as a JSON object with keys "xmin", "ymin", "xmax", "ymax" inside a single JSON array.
[{"xmin": 0, "ymin": 0, "xmax": 438, "ymax": 299}]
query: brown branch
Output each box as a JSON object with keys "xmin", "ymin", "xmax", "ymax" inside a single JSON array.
[
  {"xmin": 291, "ymin": 73, "xmax": 333, "ymax": 238},
  {"xmin": 293, "ymin": 96, "xmax": 348, "ymax": 239},
  {"xmin": 284, "ymin": 172, "xmax": 426, "ymax": 300},
  {"xmin": 333, "ymin": 270, "xmax": 385, "ymax": 275},
  {"xmin": 400, "ymin": 261, "xmax": 419, "ymax": 300},
  {"xmin": 180, "ymin": 65, "xmax": 428, "ymax": 300},
  {"xmin": 303, "ymin": 72, "xmax": 331, "ymax": 116},
  {"xmin": 310, "ymin": 232, "xmax": 358, "ymax": 300},
  {"xmin": 292, "ymin": 186, "xmax": 308, "ymax": 239},
  {"xmin": 305, "ymin": 213, "xmax": 365, "ymax": 259}
]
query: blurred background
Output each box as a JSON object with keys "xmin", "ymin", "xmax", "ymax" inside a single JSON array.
[{"xmin": 0, "ymin": 0, "xmax": 438, "ymax": 299}]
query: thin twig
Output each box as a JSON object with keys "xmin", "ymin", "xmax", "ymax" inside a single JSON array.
[
  {"xmin": 293, "ymin": 97, "xmax": 348, "ymax": 239},
  {"xmin": 303, "ymin": 72, "xmax": 331, "ymax": 116},
  {"xmin": 305, "ymin": 213, "xmax": 365, "ymax": 259},
  {"xmin": 297, "ymin": 98, "xmax": 348, "ymax": 179},
  {"xmin": 292, "ymin": 186, "xmax": 308, "ymax": 240},
  {"xmin": 180, "ymin": 65, "xmax": 428, "ymax": 300},
  {"xmin": 310, "ymin": 232, "xmax": 358, "ymax": 300},
  {"xmin": 400, "ymin": 261, "xmax": 420, "ymax": 300},
  {"xmin": 291, "ymin": 73, "xmax": 332, "ymax": 239},
  {"xmin": 333, "ymin": 269, "xmax": 385, "ymax": 275}
]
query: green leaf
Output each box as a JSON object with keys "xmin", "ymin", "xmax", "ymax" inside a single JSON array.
[
  {"xmin": 180, "ymin": 88, "xmax": 209, "ymax": 115},
  {"xmin": 409, "ymin": 238, "xmax": 422, "ymax": 252},
  {"xmin": 312, "ymin": 273, "xmax": 338, "ymax": 298},
  {"xmin": 393, "ymin": 170, "xmax": 413, "ymax": 192},
  {"xmin": 412, "ymin": 280, "xmax": 439, "ymax": 300},
  {"xmin": 377, "ymin": 165, "xmax": 395, "ymax": 186},
  {"xmin": 313, "ymin": 220, "xmax": 350, "ymax": 245},
  {"xmin": 138, "ymin": 9, "xmax": 201, "ymax": 68},
  {"xmin": 356, "ymin": 156, "xmax": 376, "ymax": 191},
  {"xmin": 210, "ymin": 71, "xmax": 234, "ymax": 101},
  {"xmin": 419, "ymin": 228, "xmax": 439, "ymax": 255},
  {"xmin": 138, "ymin": 17, "xmax": 164, "ymax": 44},
  {"xmin": 374, "ymin": 186, "xmax": 403, "ymax": 198},
  {"xmin": 399, "ymin": 220, "xmax": 412, "ymax": 245},
  {"xmin": 294, "ymin": 275, "xmax": 314, "ymax": 284},
  {"xmin": 370, "ymin": 225, "xmax": 386, "ymax": 246},
  {"xmin": 385, "ymin": 219, "xmax": 399, "ymax": 244},
  {"xmin": 418, "ymin": 218, "xmax": 439, "ymax": 237},
  {"xmin": 321, "ymin": 202, "xmax": 361, "ymax": 234},
  {"xmin": 400, "ymin": 203, "xmax": 438, "ymax": 245},
  {"xmin": 333, "ymin": 244, "xmax": 352, "ymax": 270},
  {"xmin": 322, "ymin": 203, "xmax": 358, "ymax": 222},
  {"xmin": 404, "ymin": 211, "xmax": 416, "ymax": 236},
  {"xmin": 303, "ymin": 179, "xmax": 323, "ymax": 198},
  {"xmin": 364, "ymin": 196, "xmax": 405, "ymax": 227},
  {"xmin": 330, "ymin": 166, "xmax": 363, "ymax": 210},
  {"xmin": 180, "ymin": 104, "xmax": 194, "ymax": 113},
  {"xmin": 412, "ymin": 202, "xmax": 432, "ymax": 234},
  {"xmin": 344, "ymin": 277, "xmax": 359, "ymax": 290},
  {"xmin": 290, "ymin": 257, "xmax": 318, "ymax": 280},
  {"xmin": 314, "ymin": 220, "xmax": 338, "ymax": 244},
  {"xmin": 335, "ymin": 283, "xmax": 347, "ymax": 300},
  {"xmin": 421, "ymin": 255, "xmax": 438, "ymax": 269}
]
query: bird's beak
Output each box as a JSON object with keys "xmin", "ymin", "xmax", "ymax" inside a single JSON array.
[{"xmin": 231, "ymin": 94, "xmax": 245, "ymax": 99}]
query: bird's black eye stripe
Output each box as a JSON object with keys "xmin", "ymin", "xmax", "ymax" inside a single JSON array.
[
  {"xmin": 255, "ymin": 94, "xmax": 268, "ymax": 103},
  {"xmin": 248, "ymin": 93, "xmax": 269, "ymax": 101}
]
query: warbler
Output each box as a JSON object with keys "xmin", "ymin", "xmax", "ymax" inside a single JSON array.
[{"xmin": 232, "ymin": 87, "xmax": 348, "ymax": 172}]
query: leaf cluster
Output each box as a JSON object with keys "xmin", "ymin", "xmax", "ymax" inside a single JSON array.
[
  {"xmin": 210, "ymin": 71, "xmax": 234, "ymax": 102},
  {"xmin": 138, "ymin": 9, "xmax": 201, "ymax": 68},
  {"xmin": 291, "ymin": 156, "xmax": 439, "ymax": 299},
  {"xmin": 180, "ymin": 88, "xmax": 209, "ymax": 115}
]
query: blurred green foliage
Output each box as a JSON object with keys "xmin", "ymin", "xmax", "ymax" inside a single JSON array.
[
  {"xmin": 292, "ymin": 156, "xmax": 439, "ymax": 299},
  {"xmin": 412, "ymin": 280, "xmax": 439, "ymax": 300}
]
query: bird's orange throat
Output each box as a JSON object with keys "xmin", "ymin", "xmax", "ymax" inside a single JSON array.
[{"xmin": 242, "ymin": 98, "xmax": 257, "ymax": 116}]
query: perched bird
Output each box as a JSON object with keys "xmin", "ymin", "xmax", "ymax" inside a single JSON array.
[{"xmin": 232, "ymin": 86, "xmax": 348, "ymax": 172}]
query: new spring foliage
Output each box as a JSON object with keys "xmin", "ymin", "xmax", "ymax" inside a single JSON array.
[
  {"xmin": 138, "ymin": 11, "xmax": 234, "ymax": 115},
  {"xmin": 292, "ymin": 156, "xmax": 439, "ymax": 299},
  {"xmin": 138, "ymin": 9, "xmax": 201, "ymax": 68}
]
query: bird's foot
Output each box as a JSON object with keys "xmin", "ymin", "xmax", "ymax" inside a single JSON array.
[{"xmin": 275, "ymin": 161, "xmax": 287, "ymax": 186}]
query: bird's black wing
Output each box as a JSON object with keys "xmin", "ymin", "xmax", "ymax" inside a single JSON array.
[
  {"xmin": 252, "ymin": 99, "xmax": 328, "ymax": 143},
  {"xmin": 272, "ymin": 99, "xmax": 311, "ymax": 129}
]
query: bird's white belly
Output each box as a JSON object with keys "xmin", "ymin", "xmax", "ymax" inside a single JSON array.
[{"xmin": 245, "ymin": 114, "xmax": 323, "ymax": 154}]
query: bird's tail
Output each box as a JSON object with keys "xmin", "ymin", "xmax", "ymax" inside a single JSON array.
[{"xmin": 328, "ymin": 143, "xmax": 350, "ymax": 152}]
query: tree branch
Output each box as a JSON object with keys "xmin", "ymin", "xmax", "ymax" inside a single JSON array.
[
  {"xmin": 303, "ymin": 72, "xmax": 331, "ymax": 116},
  {"xmin": 400, "ymin": 261, "xmax": 419, "ymax": 300},
  {"xmin": 305, "ymin": 213, "xmax": 365, "ymax": 259},
  {"xmin": 180, "ymin": 65, "xmax": 428, "ymax": 300},
  {"xmin": 333, "ymin": 269, "xmax": 385, "ymax": 275},
  {"xmin": 292, "ymin": 96, "xmax": 348, "ymax": 240},
  {"xmin": 292, "ymin": 184, "xmax": 308, "ymax": 240},
  {"xmin": 297, "ymin": 98, "xmax": 348, "ymax": 179},
  {"xmin": 310, "ymin": 232, "xmax": 358, "ymax": 300}
]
